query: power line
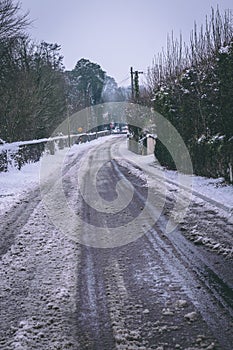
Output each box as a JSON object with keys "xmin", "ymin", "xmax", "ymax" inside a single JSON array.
[{"xmin": 118, "ymin": 75, "xmax": 130, "ymax": 85}]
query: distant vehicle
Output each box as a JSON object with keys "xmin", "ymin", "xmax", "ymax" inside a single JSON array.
[{"xmin": 121, "ymin": 126, "xmax": 128, "ymax": 134}]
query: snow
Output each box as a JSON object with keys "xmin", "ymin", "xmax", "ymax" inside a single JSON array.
[
  {"xmin": 116, "ymin": 142, "xmax": 233, "ymax": 213},
  {"xmin": 0, "ymin": 135, "xmax": 114, "ymax": 216},
  {"xmin": 1, "ymin": 135, "xmax": 231, "ymax": 349},
  {"xmin": 1, "ymin": 134, "xmax": 233, "ymax": 219},
  {"xmin": 219, "ymin": 45, "xmax": 230, "ymax": 54},
  {"xmin": 197, "ymin": 135, "xmax": 206, "ymax": 143},
  {"xmin": 0, "ymin": 199, "xmax": 81, "ymax": 349},
  {"xmin": 164, "ymin": 168, "xmax": 233, "ymax": 210},
  {"xmin": 1, "ymin": 138, "xmax": 48, "ymax": 152},
  {"xmin": 0, "ymin": 162, "xmax": 40, "ymax": 214},
  {"xmin": 0, "ymin": 133, "xmax": 91, "ymax": 152}
]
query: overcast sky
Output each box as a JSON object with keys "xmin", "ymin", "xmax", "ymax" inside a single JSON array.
[{"xmin": 20, "ymin": 0, "xmax": 232, "ymax": 86}]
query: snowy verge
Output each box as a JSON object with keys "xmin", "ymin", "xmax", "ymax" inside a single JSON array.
[
  {"xmin": 0, "ymin": 162, "xmax": 40, "ymax": 215},
  {"xmin": 0, "ymin": 135, "xmax": 116, "ymax": 216},
  {"xmin": 114, "ymin": 140, "xmax": 233, "ymax": 212}
]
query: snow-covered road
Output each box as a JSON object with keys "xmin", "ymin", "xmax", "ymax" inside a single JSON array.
[{"xmin": 0, "ymin": 135, "xmax": 232, "ymax": 349}]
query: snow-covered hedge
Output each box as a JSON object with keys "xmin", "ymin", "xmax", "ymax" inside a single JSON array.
[
  {"xmin": 190, "ymin": 136, "xmax": 233, "ymax": 183},
  {"xmin": 154, "ymin": 134, "xmax": 233, "ymax": 183},
  {"xmin": 0, "ymin": 131, "xmax": 110, "ymax": 172}
]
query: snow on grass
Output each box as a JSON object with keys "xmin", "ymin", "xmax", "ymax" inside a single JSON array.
[
  {"xmin": 0, "ymin": 162, "xmax": 40, "ymax": 214},
  {"xmin": 164, "ymin": 168, "xmax": 233, "ymax": 210},
  {"xmin": 117, "ymin": 136, "xmax": 231, "ymax": 213},
  {"xmin": 0, "ymin": 135, "xmax": 116, "ymax": 216},
  {"xmin": 119, "ymin": 141, "xmax": 233, "ymax": 212}
]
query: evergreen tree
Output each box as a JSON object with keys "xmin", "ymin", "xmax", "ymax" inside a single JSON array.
[{"xmin": 66, "ymin": 58, "xmax": 106, "ymax": 112}]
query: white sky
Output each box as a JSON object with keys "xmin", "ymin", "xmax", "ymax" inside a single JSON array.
[{"xmin": 20, "ymin": 0, "xmax": 233, "ymax": 86}]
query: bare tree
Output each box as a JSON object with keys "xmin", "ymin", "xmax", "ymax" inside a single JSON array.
[{"xmin": 0, "ymin": 0, "xmax": 30, "ymax": 39}]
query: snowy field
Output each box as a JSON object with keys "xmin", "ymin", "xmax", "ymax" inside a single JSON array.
[{"xmin": 0, "ymin": 135, "xmax": 233, "ymax": 217}]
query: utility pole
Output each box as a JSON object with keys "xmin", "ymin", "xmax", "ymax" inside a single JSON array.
[
  {"xmin": 130, "ymin": 67, "xmax": 134, "ymax": 100},
  {"xmin": 130, "ymin": 67, "xmax": 143, "ymax": 100},
  {"xmin": 134, "ymin": 70, "xmax": 143, "ymax": 100}
]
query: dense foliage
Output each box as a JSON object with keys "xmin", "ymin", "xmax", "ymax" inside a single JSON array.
[
  {"xmin": 65, "ymin": 58, "xmax": 127, "ymax": 115},
  {"xmin": 0, "ymin": 1, "xmax": 126, "ymax": 142},
  {"xmin": 0, "ymin": 1, "xmax": 67, "ymax": 141},
  {"xmin": 147, "ymin": 8, "xmax": 233, "ymax": 182},
  {"xmin": 0, "ymin": 38, "xmax": 66, "ymax": 141}
]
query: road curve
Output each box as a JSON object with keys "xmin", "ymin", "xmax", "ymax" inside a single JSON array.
[
  {"xmin": 69, "ymin": 136, "xmax": 233, "ymax": 349},
  {"xmin": 0, "ymin": 135, "xmax": 232, "ymax": 350}
]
